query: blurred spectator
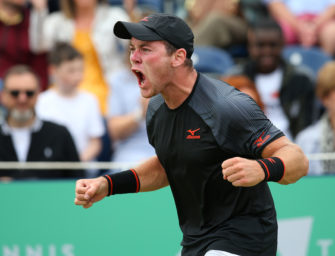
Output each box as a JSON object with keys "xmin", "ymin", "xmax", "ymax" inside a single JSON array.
[
  {"xmin": 185, "ymin": 0, "xmax": 248, "ymax": 50},
  {"xmin": 36, "ymin": 43, "xmax": 104, "ymax": 167},
  {"xmin": 221, "ymin": 75, "xmax": 264, "ymax": 111},
  {"xmin": 107, "ymin": 48, "xmax": 155, "ymax": 167},
  {"xmin": 264, "ymin": 0, "xmax": 335, "ymax": 56},
  {"xmin": 0, "ymin": 0, "xmax": 49, "ymax": 90},
  {"xmin": 295, "ymin": 61, "xmax": 335, "ymax": 175},
  {"xmin": 225, "ymin": 18, "xmax": 318, "ymax": 139},
  {"xmin": 42, "ymin": 0, "xmax": 129, "ymax": 115},
  {"xmin": 0, "ymin": 65, "xmax": 82, "ymax": 180}
]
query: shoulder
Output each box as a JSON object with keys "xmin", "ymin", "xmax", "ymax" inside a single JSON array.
[
  {"xmin": 41, "ymin": 120, "xmax": 70, "ymax": 135},
  {"xmin": 39, "ymin": 89, "xmax": 55, "ymax": 98},
  {"xmin": 78, "ymin": 90, "xmax": 98, "ymax": 102},
  {"xmin": 191, "ymin": 73, "xmax": 257, "ymax": 116},
  {"xmin": 36, "ymin": 90, "xmax": 57, "ymax": 106},
  {"xmin": 147, "ymin": 94, "xmax": 165, "ymax": 122}
]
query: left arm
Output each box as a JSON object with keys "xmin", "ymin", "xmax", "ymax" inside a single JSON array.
[
  {"xmin": 222, "ymin": 136, "xmax": 308, "ymax": 187},
  {"xmin": 29, "ymin": 0, "xmax": 48, "ymax": 53},
  {"xmin": 80, "ymin": 137, "xmax": 102, "ymax": 162}
]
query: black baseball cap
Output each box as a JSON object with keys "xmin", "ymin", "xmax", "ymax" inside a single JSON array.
[{"xmin": 113, "ymin": 13, "xmax": 194, "ymax": 58}]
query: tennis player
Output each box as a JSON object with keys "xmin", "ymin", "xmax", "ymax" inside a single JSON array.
[{"xmin": 74, "ymin": 13, "xmax": 308, "ymax": 256}]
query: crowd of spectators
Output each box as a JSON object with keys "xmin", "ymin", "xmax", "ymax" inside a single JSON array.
[{"xmin": 0, "ymin": 0, "xmax": 334, "ymax": 180}]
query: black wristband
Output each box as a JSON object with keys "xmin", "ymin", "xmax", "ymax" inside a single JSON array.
[
  {"xmin": 103, "ymin": 175, "xmax": 113, "ymax": 196},
  {"xmin": 257, "ymin": 157, "xmax": 285, "ymax": 182},
  {"xmin": 104, "ymin": 169, "xmax": 140, "ymax": 196}
]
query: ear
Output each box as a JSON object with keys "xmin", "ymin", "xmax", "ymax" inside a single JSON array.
[{"xmin": 171, "ymin": 48, "xmax": 187, "ymax": 68}]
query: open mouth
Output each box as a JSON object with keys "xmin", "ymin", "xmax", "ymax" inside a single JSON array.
[{"xmin": 133, "ymin": 70, "xmax": 146, "ymax": 87}]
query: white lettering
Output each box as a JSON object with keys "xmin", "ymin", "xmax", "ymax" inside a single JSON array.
[
  {"xmin": 3, "ymin": 245, "xmax": 19, "ymax": 256},
  {"xmin": 49, "ymin": 244, "xmax": 56, "ymax": 256},
  {"xmin": 2, "ymin": 244, "xmax": 75, "ymax": 256},
  {"xmin": 26, "ymin": 245, "xmax": 42, "ymax": 256},
  {"xmin": 62, "ymin": 244, "xmax": 74, "ymax": 256},
  {"xmin": 317, "ymin": 239, "xmax": 333, "ymax": 256}
]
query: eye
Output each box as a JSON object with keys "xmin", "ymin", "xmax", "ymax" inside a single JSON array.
[{"xmin": 142, "ymin": 47, "xmax": 151, "ymax": 53}]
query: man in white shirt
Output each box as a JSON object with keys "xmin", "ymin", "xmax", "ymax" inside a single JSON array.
[{"xmin": 36, "ymin": 43, "xmax": 105, "ymax": 164}]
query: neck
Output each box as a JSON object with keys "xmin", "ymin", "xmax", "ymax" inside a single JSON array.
[
  {"xmin": 162, "ymin": 68, "xmax": 198, "ymax": 109},
  {"xmin": 75, "ymin": 6, "xmax": 95, "ymax": 29},
  {"xmin": 54, "ymin": 86, "xmax": 78, "ymax": 97},
  {"xmin": 75, "ymin": 5, "xmax": 95, "ymax": 19}
]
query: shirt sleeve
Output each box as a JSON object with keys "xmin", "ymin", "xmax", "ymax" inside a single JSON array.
[{"xmin": 216, "ymin": 91, "xmax": 284, "ymax": 158}]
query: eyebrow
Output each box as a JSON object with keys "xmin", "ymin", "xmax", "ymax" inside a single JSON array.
[{"xmin": 129, "ymin": 41, "xmax": 153, "ymax": 48}]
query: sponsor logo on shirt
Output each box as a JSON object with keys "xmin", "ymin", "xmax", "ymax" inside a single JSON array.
[
  {"xmin": 186, "ymin": 128, "xmax": 200, "ymax": 139},
  {"xmin": 141, "ymin": 16, "xmax": 150, "ymax": 22},
  {"xmin": 253, "ymin": 131, "xmax": 270, "ymax": 147}
]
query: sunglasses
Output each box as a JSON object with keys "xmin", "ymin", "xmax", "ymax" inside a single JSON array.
[{"xmin": 7, "ymin": 90, "xmax": 36, "ymax": 98}]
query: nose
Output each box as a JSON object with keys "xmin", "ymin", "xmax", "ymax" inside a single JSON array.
[
  {"xmin": 17, "ymin": 92, "xmax": 28, "ymax": 101},
  {"xmin": 130, "ymin": 49, "xmax": 141, "ymax": 65}
]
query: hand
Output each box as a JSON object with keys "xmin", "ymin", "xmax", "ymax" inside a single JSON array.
[
  {"xmin": 221, "ymin": 157, "xmax": 265, "ymax": 187},
  {"xmin": 74, "ymin": 176, "xmax": 109, "ymax": 209}
]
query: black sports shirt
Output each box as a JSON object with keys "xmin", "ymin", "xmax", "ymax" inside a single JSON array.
[{"xmin": 146, "ymin": 73, "xmax": 284, "ymax": 256}]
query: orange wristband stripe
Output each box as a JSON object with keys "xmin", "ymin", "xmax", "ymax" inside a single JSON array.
[
  {"xmin": 104, "ymin": 174, "xmax": 113, "ymax": 196},
  {"xmin": 130, "ymin": 169, "xmax": 140, "ymax": 193}
]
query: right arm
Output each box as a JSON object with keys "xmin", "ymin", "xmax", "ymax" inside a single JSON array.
[
  {"xmin": 267, "ymin": 0, "xmax": 317, "ymax": 47},
  {"xmin": 108, "ymin": 97, "xmax": 148, "ymax": 141},
  {"xmin": 74, "ymin": 156, "xmax": 168, "ymax": 208}
]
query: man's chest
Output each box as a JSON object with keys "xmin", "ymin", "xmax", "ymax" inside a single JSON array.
[{"xmin": 149, "ymin": 107, "xmax": 224, "ymax": 169}]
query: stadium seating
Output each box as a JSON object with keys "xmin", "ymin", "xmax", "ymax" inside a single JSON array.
[
  {"xmin": 108, "ymin": 0, "xmax": 164, "ymax": 12},
  {"xmin": 282, "ymin": 45, "xmax": 332, "ymax": 78},
  {"xmin": 192, "ymin": 46, "xmax": 235, "ymax": 75}
]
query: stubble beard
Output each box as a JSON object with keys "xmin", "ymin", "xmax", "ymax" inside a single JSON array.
[{"xmin": 9, "ymin": 109, "xmax": 34, "ymax": 125}]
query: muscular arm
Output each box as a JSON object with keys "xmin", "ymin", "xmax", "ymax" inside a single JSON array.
[
  {"xmin": 80, "ymin": 137, "xmax": 102, "ymax": 162},
  {"xmin": 222, "ymin": 136, "xmax": 308, "ymax": 187},
  {"xmin": 74, "ymin": 155, "xmax": 168, "ymax": 208},
  {"xmin": 136, "ymin": 156, "xmax": 169, "ymax": 191},
  {"xmin": 108, "ymin": 98, "xmax": 148, "ymax": 141},
  {"xmin": 261, "ymin": 136, "xmax": 308, "ymax": 184},
  {"xmin": 108, "ymin": 114, "xmax": 142, "ymax": 141},
  {"xmin": 267, "ymin": 1, "xmax": 298, "ymax": 29}
]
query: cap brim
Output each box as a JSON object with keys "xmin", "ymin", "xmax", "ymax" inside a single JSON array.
[{"xmin": 114, "ymin": 21, "xmax": 162, "ymax": 41}]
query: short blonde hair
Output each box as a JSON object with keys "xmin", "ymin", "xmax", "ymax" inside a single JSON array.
[
  {"xmin": 316, "ymin": 61, "xmax": 335, "ymax": 100},
  {"xmin": 60, "ymin": 0, "xmax": 108, "ymax": 19}
]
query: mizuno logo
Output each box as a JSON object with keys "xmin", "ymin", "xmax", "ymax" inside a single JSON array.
[
  {"xmin": 253, "ymin": 132, "xmax": 270, "ymax": 148},
  {"xmin": 141, "ymin": 16, "xmax": 149, "ymax": 22},
  {"xmin": 186, "ymin": 128, "xmax": 200, "ymax": 139}
]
